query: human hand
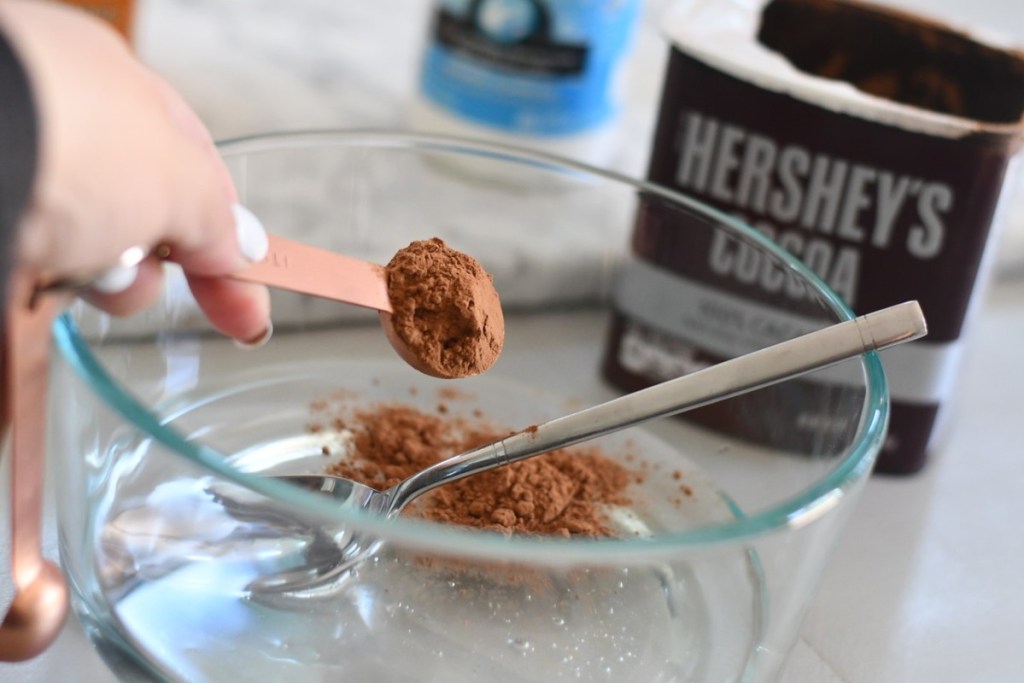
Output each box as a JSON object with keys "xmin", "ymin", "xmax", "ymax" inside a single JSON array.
[{"xmin": 0, "ymin": 0, "xmax": 270, "ymax": 344}]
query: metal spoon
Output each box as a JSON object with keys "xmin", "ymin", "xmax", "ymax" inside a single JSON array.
[{"xmin": 238, "ymin": 300, "xmax": 926, "ymax": 594}]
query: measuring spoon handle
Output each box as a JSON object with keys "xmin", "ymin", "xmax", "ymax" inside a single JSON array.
[{"xmin": 234, "ymin": 234, "xmax": 393, "ymax": 313}]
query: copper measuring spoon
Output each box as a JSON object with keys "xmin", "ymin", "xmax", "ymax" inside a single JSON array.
[
  {"xmin": 1, "ymin": 275, "xmax": 70, "ymax": 661},
  {"xmin": 46, "ymin": 206, "xmax": 453, "ymax": 378},
  {"xmin": 229, "ymin": 231, "xmax": 452, "ymax": 377}
]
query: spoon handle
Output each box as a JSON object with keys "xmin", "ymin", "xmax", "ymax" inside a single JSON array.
[
  {"xmin": 1, "ymin": 275, "xmax": 69, "ymax": 660},
  {"xmin": 233, "ymin": 234, "xmax": 393, "ymax": 312},
  {"xmin": 389, "ymin": 301, "xmax": 927, "ymax": 511}
]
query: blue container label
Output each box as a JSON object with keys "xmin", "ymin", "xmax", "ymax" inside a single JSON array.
[{"xmin": 419, "ymin": 0, "xmax": 642, "ymax": 136}]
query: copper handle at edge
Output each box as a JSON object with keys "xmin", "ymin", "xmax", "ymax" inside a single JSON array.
[{"xmin": 0, "ymin": 274, "xmax": 69, "ymax": 661}]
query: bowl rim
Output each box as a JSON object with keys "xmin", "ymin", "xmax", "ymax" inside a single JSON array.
[{"xmin": 52, "ymin": 129, "xmax": 889, "ymax": 564}]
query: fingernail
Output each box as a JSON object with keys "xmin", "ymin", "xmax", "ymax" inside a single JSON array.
[
  {"xmin": 90, "ymin": 245, "xmax": 148, "ymax": 294},
  {"xmin": 233, "ymin": 321, "xmax": 273, "ymax": 350},
  {"xmin": 233, "ymin": 203, "xmax": 269, "ymax": 263},
  {"xmin": 91, "ymin": 264, "xmax": 140, "ymax": 294}
]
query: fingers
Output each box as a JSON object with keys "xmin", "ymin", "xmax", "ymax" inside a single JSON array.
[
  {"xmin": 79, "ymin": 256, "xmax": 164, "ymax": 317},
  {"xmin": 90, "ymin": 74, "xmax": 273, "ymax": 341},
  {"xmin": 148, "ymin": 70, "xmax": 244, "ymax": 273},
  {"xmin": 164, "ymin": 203, "xmax": 268, "ymax": 276},
  {"xmin": 159, "ymin": 201, "xmax": 274, "ymax": 345},
  {"xmin": 149, "ymin": 71, "xmax": 215, "ymax": 149},
  {"xmin": 186, "ymin": 275, "xmax": 272, "ymax": 344},
  {"xmin": 82, "ymin": 203, "xmax": 273, "ymax": 344}
]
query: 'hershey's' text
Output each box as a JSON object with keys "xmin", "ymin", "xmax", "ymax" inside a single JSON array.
[{"xmin": 671, "ymin": 110, "xmax": 954, "ymax": 305}]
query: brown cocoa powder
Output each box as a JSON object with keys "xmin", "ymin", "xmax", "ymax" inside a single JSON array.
[
  {"xmin": 756, "ymin": 0, "xmax": 1024, "ymax": 122},
  {"xmin": 385, "ymin": 238, "xmax": 504, "ymax": 379},
  {"xmin": 322, "ymin": 402, "xmax": 633, "ymax": 538}
]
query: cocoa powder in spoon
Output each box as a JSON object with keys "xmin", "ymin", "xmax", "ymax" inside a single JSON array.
[{"xmin": 385, "ymin": 238, "xmax": 504, "ymax": 379}]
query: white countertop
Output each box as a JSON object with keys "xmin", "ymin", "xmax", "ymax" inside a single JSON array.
[{"xmin": 3, "ymin": 0, "xmax": 1024, "ymax": 681}]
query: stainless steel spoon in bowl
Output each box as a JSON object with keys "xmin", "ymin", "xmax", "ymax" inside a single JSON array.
[{"xmin": 230, "ymin": 301, "xmax": 926, "ymax": 595}]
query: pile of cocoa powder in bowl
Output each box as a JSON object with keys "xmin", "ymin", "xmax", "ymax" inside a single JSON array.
[{"xmin": 309, "ymin": 395, "xmax": 638, "ymax": 539}]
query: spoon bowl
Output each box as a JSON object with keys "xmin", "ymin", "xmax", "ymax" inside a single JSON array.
[{"xmin": 233, "ymin": 233, "xmax": 460, "ymax": 378}]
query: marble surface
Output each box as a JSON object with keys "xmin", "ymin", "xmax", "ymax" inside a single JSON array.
[
  {"xmin": 135, "ymin": 0, "xmax": 664, "ymax": 173},
  {"xmin": 2, "ymin": 0, "xmax": 1024, "ymax": 681}
]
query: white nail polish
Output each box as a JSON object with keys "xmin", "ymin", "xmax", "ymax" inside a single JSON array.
[
  {"xmin": 90, "ymin": 245, "xmax": 147, "ymax": 294},
  {"xmin": 91, "ymin": 264, "xmax": 140, "ymax": 294},
  {"xmin": 233, "ymin": 203, "xmax": 269, "ymax": 263}
]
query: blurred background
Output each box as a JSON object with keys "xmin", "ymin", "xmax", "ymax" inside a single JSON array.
[
  {"xmin": 108, "ymin": 0, "xmax": 1024, "ymax": 277},
  {"xmin": 53, "ymin": 1, "xmax": 1024, "ymax": 280}
]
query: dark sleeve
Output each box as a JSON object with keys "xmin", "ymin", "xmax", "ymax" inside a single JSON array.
[{"xmin": 0, "ymin": 25, "xmax": 39, "ymax": 327}]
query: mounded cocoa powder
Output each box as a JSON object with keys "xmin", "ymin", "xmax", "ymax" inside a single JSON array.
[
  {"xmin": 321, "ymin": 401, "xmax": 633, "ymax": 538},
  {"xmin": 384, "ymin": 238, "xmax": 504, "ymax": 379}
]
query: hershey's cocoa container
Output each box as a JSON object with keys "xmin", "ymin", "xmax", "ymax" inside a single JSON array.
[{"xmin": 602, "ymin": 0, "xmax": 1024, "ymax": 473}]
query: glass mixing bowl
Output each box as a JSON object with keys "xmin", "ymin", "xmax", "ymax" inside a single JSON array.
[{"xmin": 50, "ymin": 131, "xmax": 887, "ymax": 682}]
